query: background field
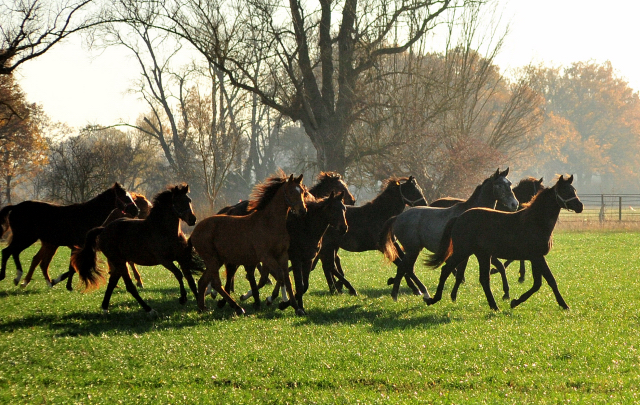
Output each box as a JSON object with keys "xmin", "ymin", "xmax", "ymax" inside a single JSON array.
[{"xmin": 0, "ymin": 231, "xmax": 639, "ymax": 404}]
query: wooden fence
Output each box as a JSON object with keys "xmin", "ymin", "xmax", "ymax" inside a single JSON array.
[{"xmin": 559, "ymin": 194, "xmax": 640, "ymax": 223}]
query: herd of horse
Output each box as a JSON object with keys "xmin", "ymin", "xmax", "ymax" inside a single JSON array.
[{"xmin": 0, "ymin": 168, "xmax": 583, "ymax": 317}]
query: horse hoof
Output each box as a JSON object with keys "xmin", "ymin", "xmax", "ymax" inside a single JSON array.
[
  {"xmin": 13, "ymin": 278, "xmax": 19, "ymax": 286},
  {"xmin": 391, "ymin": 294, "xmax": 398, "ymax": 302},
  {"xmin": 66, "ymin": 285, "xmax": 74, "ymax": 292},
  {"xmin": 412, "ymin": 289, "xmax": 422, "ymax": 296},
  {"xmin": 490, "ymin": 306, "xmax": 499, "ymax": 311},
  {"xmin": 0, "ymin": 273, "xmax": 5, "ymax": 281},
  {"xmin": 295, "ymin": 308, "xmax": 307, "ymax": 316},
  {"xmin": 197, "ymin": 305, "xmax": 208, "ymax": 313},
  {"xmin": 489, "ymin": 268, "xmax": 498, "ymax": 275},
  {"xmin": 137, "ymin": 283, "xmax": 144, "ymax": 289},
  {"xmin": 518, "ymin": 277, "xmax": 525, "ymax": 283},
  {"xmin": 349, "ymin": 290, "xmax": 358, "ymax": 297},
  {"xmin": 217, "ymin": 299, "xmax": 227, "ymax": 308},
  {"xmin": 240, "ymin": 293, "xmax": 250, "ymax": 301},
  {"xmin": 253, "ymin": 301, "xmax": 261, "ymax": 310},
  {"xmin": 266, "ymin": 296, "xmax": 274, "ymax": 306},
  {"xmin": 502, "ymin": 294, "xmax": 510, "ymax": 300},
  {"xmin": 278, "ymin": 301, "xmax": 291, "ymax": 311},
  {"xmin": 423, "ymin": 296, "xmax": 435, "ymax": 306},
  {"xmin": 387, "ymin": 277, "xmax": 395, "ymax": 286},
  {"xmin": 450, "ymin": 295, "xmax": 457, "ymax": 302},
  {"xmin": 510, "ymin": 299, "xmax": 518, "ymax": 309},
  {"xmin": 19, "ymin": 281, "xmax": 28, "ymax": 289},
  {"xmin": 561, "ymin": 304, "xmax": 570, "ymax": 310},
  {"xmin": 102, "ymin": 309, "xmax": 109, "ymax": 315},
  {"xmin": 179, "ymin": 296, "xmax": 187, "ymax": 305},
  {"xmin": 235, "ymin": 307, "xmax": 246, "ymax": 316},
  {"xmin": 147, "ymin": 309, "xmax": 158, "ymax": 318}
]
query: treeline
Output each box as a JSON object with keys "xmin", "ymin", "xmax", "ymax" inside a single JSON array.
[{"xmin": 2, "ymin": 1, "xmax": 640, "ymax": 214}]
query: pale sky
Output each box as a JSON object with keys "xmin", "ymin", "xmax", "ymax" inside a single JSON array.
[{"xmin": 15, "ymin": 0, "xmax": 640, "ymax": 129}]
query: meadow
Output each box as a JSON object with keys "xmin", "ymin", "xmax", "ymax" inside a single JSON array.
[{"xmin": 0, "ymin": 231, "xmax": 639, "ymax": 404}]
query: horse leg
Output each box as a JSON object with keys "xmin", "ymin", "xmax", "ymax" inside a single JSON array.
[
  {"xmin": 278, "ymin": 257, "xmax": 303, "ymax": 316},
  {"xmin": 36, "ymin": 246, "xmax": 57, "ymax": 288},
  {"xmin": 424, "ymin": 262, "xmax": 455, "ymax": 306},
  {"xmin": 243, "ymin": 265, "xmax": 261, "ymax": 309},
  {"xmin": 450, "ymin": 258, "xmax": 469, "ymax": 302},
  {"xmin": 162, "ymin": 261, "xmax": 188, "ymax": 305},
  {"xmin": 219, "ymin": 264, "xmax": 240, "ymax": 308},
  {"xmin": 101, "ymin": 271, "xmax": 121, "ymax": 314},
  {"xmin": 21, "ymin": 247, "xmax": 45, "ymax": 288},
  {"xmin": 510, "ymin": 259, "xmax": 543, "ymax": 309},
  {"xmin": 390, "ymin": 249, "xmax": 418, "ymax": 301},
  {"xmin": 490, "ymin": 256, "xmax": 510, "ymax": 300},
  {"xmin": 7, "ymin": 237, "xmax": 36, "ymax": 286},
  {"xmin": 333, "ymin": 254, "xmax": 345, "ymax": 292},
  {"xmin": 319, "ymin": 249, "xmax": 338, "ymax": 294},
  {"xmin": 129, "ymin": 262, "xmax": 144, "ymax": 288},
  {"xmin": 518, "ymin": 260, "xmax": 526, "ymax": 283},
  {"xmin": 477, "ymin": 254, "xmax": 498, "ymax": 311},
  {"xmin": 197, "ymin": 258, "xmax": 244, "ymax": 315},
  {"xmin": 291, "ymin": 259, "xmax": 305, "ymax": 312},
  {"xmin": 536, "ymin": 257, "xmax": 569, "ymax": 310},
  {"xmin": 120, "ymin": 266, "xmax": 155, "ymax": 315}
]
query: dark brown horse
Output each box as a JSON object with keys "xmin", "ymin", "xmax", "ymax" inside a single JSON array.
[
  {"xmin": 218, "ymin": 171, "xmax": 355, "ymax": 298},
  {"xmin": 425, "ymin": 175, "xmax": 582, "ymax": 310},
  {"xmin": 190, "ymin": 173, "xmax": 307, "ymax": 315},
  {"xmin": 71, "ymin": 184, "xmax": 199, "ymax": 315},
  {"xmin": 316, "ymin": 176, "xmax": 428, "ymax": 295},
  {"xmin": 19, "ymin": 193, "xmax": 153, "ymax": 290},
  {"xmin": 0, "ymin": 183, "xmax": 138, "ymax": 286}
]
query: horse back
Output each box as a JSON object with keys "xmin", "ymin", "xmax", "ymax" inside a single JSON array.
[{"xmin": 9, "ymin": 200, "xmax": 113, "ymax": 246}]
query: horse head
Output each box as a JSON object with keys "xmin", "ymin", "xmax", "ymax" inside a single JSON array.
[
  {"xmin": 284, "ymin": 174, "xmax": 307, "ymax": 216},
  {"xmin": 554, "ymin": 175, "xmax": 583, "ymax": 213},
  {"xmin": 398, "ymin": 176, "xmax": 427, "ymax": 207},
  {"xmin": 315, "ymin": 172, "xmax": 356, "ymax": 205},
  {"xmin": 113, "ymin": 183, "xmax": 139, "ymax": 217},
  {"xmin": 172, "ymin": 184, "xmax": 197, "ymax": 226},
  {"xmin": 490, "ymin": 168, "xmax": 518, "ymax": 212},
  {"xmin": 324, "ymin": 191, "xmax": 348, "ymax": 235}
]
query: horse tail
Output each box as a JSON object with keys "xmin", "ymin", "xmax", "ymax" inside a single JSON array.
[
  {"xmin": 425, "ymin": 217, "xmax": 457, "ymax": 268},
  {"xmin": 0, "ymin": 205, "xmax": 13, "ymax": 237},
  {"xmin": 379, "ymin": 216, "xmax": 401, "ymax": 262},
  {"xmin": 180, "ymin": 238, "xmax": 205, "ymax": 276},
  {"xmin": 70, "ymin": 227, "xmax": 105, "ymax": 291}
]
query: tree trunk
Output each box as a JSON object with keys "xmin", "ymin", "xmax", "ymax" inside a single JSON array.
[{"xmin": 5, "ymin": 175, "xmax": 11, "ymax": 204}]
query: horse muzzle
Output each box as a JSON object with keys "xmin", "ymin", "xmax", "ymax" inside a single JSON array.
[{"xmin": 185, "ymin": 213, "xmax": 197, "ymax": 226}]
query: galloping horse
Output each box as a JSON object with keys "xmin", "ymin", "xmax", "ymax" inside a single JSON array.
[
  {"xmin": 316, "ymin": 176, "xmax": 428, "ymax": 296},
  {"xmin": 72, "ymin": 184, "xmax": 199, "ymax": 315},
  {"xmin": 425, "ymin": 175, "xmax": 583, "ymax": 310},
  {"xmin": 219, "ymin": 171, "xmax": 355, "ymax": 295},
  {"xmin": 380, "ymin": 168, "xmax": 519, "ymax": 300},
  {"xmin": 0, "ymin": 183, "xmax": 138, "ymax": 286},
  {"xmin": 19, "ymin": 193, "xmax": 153, "ymax": 290},
  {"xmin": 190, "ymin": 173, "xmax": 307, "ymax": 315}
]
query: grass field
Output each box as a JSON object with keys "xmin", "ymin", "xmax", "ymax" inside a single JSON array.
[{"xmin": 1, "ymin": 231, "xmax": 640, "ymax": 404}]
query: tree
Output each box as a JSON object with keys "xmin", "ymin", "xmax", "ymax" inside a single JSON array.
[
  {"xmin": 0, "ymin": 0, "xmax": 101, "ymax": 75},
  {"xmin": 143, "ymin": 0, "xmax": 467, "ymax": 173}
]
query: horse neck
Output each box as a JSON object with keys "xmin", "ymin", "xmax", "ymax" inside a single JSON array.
[
  {"xmin": 523, "ymin": 188, "xmax": 561, "ymax": 233},
  {"xmin": 513, "ymin": 181, "xmax": 536, "ymax": 205},
  {"xmin": 459, "ymin": 183, "xmax": 494, "ymax": 210},
  {"xmin": 84, "ymin": 188, "xmax": 120, "ymax": 219},
  {"xmin": 366, "ymin": 185, "xmax": 406, "ymax": 217},
  {"xmin": 147, "ymin": 203, "xmax": 181, "ymax": 234},
  {"xmin": 298, "ymin": 200, "xmax": 331, "ymax": 239},
  {"xmin": 308, "ymin": 181, "xmax": 330, "ymax": 198},
  {"xmin": 255, "ymin": 185, "xmax": 290, "ymax": 230}
]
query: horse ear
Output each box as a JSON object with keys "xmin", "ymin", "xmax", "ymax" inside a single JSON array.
[
  {"xmin": 289, "ymin": 174, "xmax": 294, "ymax": 182},
  {"xmin": 501, "ymin": 167, "xmax": 510, "ymax": 177},
  {"xmin": 329, "ymin": 191, "xmax": 335, "ymax": 199},
  {"xmin": 493, "ymin": 168, "xmax": 500, "ymax": 178},
  {"xmin": 539, "ymin": 177, "xmax": 544, "ymax": 183},
  {"xmin": 295, "ymin": 174, "xmax": 303, "ymax": 183},
  {"xmin": 567, "ymin": 174, "xmax": 574, "ymax": 184},
  {"xmin": 408, "ymin": 176, "xmax": 414, "ymax": 182}
]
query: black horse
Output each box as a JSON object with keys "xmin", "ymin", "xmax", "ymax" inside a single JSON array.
[
  {"xmin": 425, "ymin": 175, "xmax": 583, "ymax": 310},
  {"xmin": 0, "ymin": 183, "xmax": 138, "ymax": 286},
  {"xmin": 72, "ymin": 184, "xmax": 199, "ymax": 315},
  {"xmin": 316, "ymin": 176, "xmax": 428, "ymax": 295}
]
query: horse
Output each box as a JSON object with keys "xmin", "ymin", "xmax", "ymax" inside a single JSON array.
[
  {"xmin": 71, "ymin": 184, "xmax": 199, "ymax": 315},
  {"xmin": 0, "ymin": 183, "xmax": 139, "ymax": 286},
  {"xmin": 315, "ymin": 176, "xmax": 428, "ymax": 296},
  {"xmin": 425, "ymin": 175, "xmax": 583, "ymax": 310},
  {"xmin": 218, "ymin": 171, "xmax": 356, "ymax": 295},
  {"xmin": 226, "ymin": 191, "xmax": 348, "ymax": 312},
  {"xmin": 19, "ymin": 192, "xmax": 153, "ymax": 290},
  {"xmin": 189, "ymin": 173, "xmax": 307, "ymax": 315},
  {"xmin": 380, "ymin": 168, "xmax": 519, "ymax": 301},
  {"xmin": 425, "ymin": 176, "xmax": 544, "ymax": 297}
]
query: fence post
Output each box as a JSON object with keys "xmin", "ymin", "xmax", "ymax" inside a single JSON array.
[
  {"xmin": 619, "ymin": 196, "xmax": 623, "ymax": 221},
  {"xmin": 599, "ymin": 194, "xmax": 605, "ymax": 223}
]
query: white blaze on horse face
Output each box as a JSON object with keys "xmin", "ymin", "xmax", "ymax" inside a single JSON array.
[{"xmin": 295, "ymin": 186, "xmax": 301, "ymax": 194}]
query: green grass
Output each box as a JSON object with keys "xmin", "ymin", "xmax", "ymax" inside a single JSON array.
[{"xmin": 1, "ymin": 231, "xmax": 640, "ymax": 404}]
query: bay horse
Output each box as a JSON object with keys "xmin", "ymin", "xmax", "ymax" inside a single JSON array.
[
  {"xmin": 0, "ymin": 183, "xmax": 138, "ymax": 286},
  {"xmin": 425, "ymin": 176, "xmax": 544, "ymax": 298},
  {"xmin": 425, "ymin": 175, "xmax": 583, "ymax": 310},
  {"xmin": 380, "ymin": 168, "xmax": 518, "ymax": 301},
  {"xmin": 225, "ymin": 191, "xmax": 348, "ymax": 312},
  {"xmin": 315, "ymin": 176, "xmax": 428, "ymax": 296},
  {"xmin": 218, "ymin": 171, "xmax": 355, "ymax": 295},
  {"xmin": 71, "ymin": 184, "xmax": 199, "ymax": 315},
  {"xmin": 190, "ymin": 173, "xmax": 307, "ymax": 315},
  {"xmin": 19, "ymin": 193, "xmax": 153, "ymax": 290}
]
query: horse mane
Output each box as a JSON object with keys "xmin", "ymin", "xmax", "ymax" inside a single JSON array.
[
  {"xmin": 151, "ymin": 184, "xmax": 188, "ymax": 209},
  {"xmin": 515, "ymin": 176, "xmax": 540, "ymax": 188},
  {"xmin": 308, "ymin": 171, "xmax": 343, "ymax": 195},
  {"xmin": 247, "ymin": 172, "xmax": 289, "ymax": 211},
  {"xmin": 380, "ymin": 176, "xmax": 409, "ymax": 192}
]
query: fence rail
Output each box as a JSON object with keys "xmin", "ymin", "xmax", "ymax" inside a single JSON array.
[{"xmin": 559, "ymin": 194, "xmax": 640, "ymax": 223}]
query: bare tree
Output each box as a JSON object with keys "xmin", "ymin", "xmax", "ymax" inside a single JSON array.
[
  {"xmin": 0, "ymin": 0, "xmax": 102, "ymax": 75},
  {"xmin": 136, "ymin": 0, "xmax": 466, "ymax": 173}
]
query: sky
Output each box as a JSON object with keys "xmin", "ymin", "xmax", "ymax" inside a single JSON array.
[{"xmin": 14, "ymin": 0, "xmax": 640, "ymax": 129}]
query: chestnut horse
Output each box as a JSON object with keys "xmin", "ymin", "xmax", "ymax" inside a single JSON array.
[
  {"xmin": 425, "ymin": 175, "xmax": 583, "ymax": 310},
  {"xmin": 190, "ymin": 173, "xmax": 307, "ymax": 315},
  {"xmin": 0, "ymin": 183, "xmax": 138, "ymax": 286},
  {"xmin": 72, "ymin": 184, "xmax": 198, "ymax": 315},
  {"xmin": 19, "ymin": 192, "xmax": 153, "ymax": 290}
]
